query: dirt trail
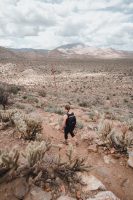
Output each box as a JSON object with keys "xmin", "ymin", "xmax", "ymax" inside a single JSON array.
[
  {"xmin": 37, "ymin": 109, "xmax": 133, "ymax": 200},
  {"xmin": 0, "ymin": 108, "xmax": 133, "ymax": 200}
]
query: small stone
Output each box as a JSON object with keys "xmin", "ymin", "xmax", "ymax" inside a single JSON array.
[
  {"xmin": 110, "ymin": 148, "xmax": 115, "ymax": 154},
  {"xmin": 76, "ymin": 191, "xmax": 81, "ymax": 199},
  {"xmin": 88, "ymin": 144, "xmax": 98, "ymax": 152}
]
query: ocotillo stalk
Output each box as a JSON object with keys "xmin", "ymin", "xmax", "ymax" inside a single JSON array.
[{"xmin": 51, "ymin": 65, "xmax": 58, "ymax": 96}]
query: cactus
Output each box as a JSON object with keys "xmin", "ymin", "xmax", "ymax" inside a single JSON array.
[
  {"xmin": 98, "ymin": 118, "xmax": 113, "ymax": 142},
  {"xmin": 0, "ymin": 147, "xmax": 19, "ymax": 177},
  {"xmin": 22, "ymin": 141, "xmax": 52, "ymax": 167},
  {"xmin": 11, "ymin": 110, "xmax": 42, "ymax": 140},
  {"xmin": 0, "ymin": 109, "xmax": 14, "ymax": 122},
  {"xmin": 66, "ymin": 143, "xmax": 74, "ymax": 163}
]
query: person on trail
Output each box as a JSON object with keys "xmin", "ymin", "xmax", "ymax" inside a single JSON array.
[{"xmin": 61, "ymin": 105, "xmax": 76, "ymax": 145}]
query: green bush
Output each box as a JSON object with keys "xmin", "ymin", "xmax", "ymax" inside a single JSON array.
[
  {"xmin": 77, "ymin": 121, "xmax": 84, "ymax": 129},
  {"xmin": 45, "ymin": 106, "xmax": 64, "ymax": 115},
  {"xmin": 8, "ymin": 85, "xmax": 20, "ymax": 95},
  {"xmin": 79, "ymin": 101, "xmax": 89, "ymax": 107},
  {"xmin": 0, "ymin": 85, "xmax": 8, "ymax": 110},
  {"xmin": 38, "ymin": 89, "xmax": 47, "ymax": 97}
]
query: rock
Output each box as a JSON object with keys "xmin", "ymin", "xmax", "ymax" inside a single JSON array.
[
  {"xmin": 87, "ymin": 191, "xmax": 120, "ymax": 200},
  {"xmin": 128, "ymin": 151, "xmax": 133, "ymax": 168},
  {"xmin": 12, "ymin": 178, "xmax": 29, "ymax": 199},
  {"xmin": 24, "ymin": 186, "xmax": 52, "ymax": 200},
  {"xmin": 55, "ymin": 124, "xmax": 60, "ymax": 130},
  {"xmin": 103, "ymin": 155, "xmax": 116, "ymax": 164},
  {"xmin": 88, "ymin": 144, "xmax": 98, "ymax": 152},
  {"xmin": 81, "ymin": 130, "xmax": 98, "ymax": 141},
  {"xmin": 125, "ymin": 131, "xmax": 133, "ymax": 147},
  {"xmin": 110, "ymin": 148, "xmax": 115, "ymax": 154},
  {"xmin": 81, "ymin": 115, "xmax": 89, "ymax": 122},
  {"xmin": 57, "ymin": 196, "xmax": 76, "ymax": 200},
  {"xmin": 81, "ymin": 175, "xmax": 106, "ymax": 192},
  {"xmin": 107, "ymin": 128, "xmax": 124, "ymax": 148}
]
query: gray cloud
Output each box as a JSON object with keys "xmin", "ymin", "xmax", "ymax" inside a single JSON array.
[{"xmin": 0, "ymin": 0, "xmax": 132, "ymax": 50}]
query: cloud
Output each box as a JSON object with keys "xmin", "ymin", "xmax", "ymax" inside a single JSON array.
[{"xmin": 0, "ymin": 0, "xmax": 132, "ymax": 50}]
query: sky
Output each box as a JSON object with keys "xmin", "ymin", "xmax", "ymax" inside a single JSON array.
[{"xmin": 0, "ymin": 0, "xmax": 133, "ymax": 50}]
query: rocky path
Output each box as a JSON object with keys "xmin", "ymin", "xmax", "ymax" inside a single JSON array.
[
  {"xmin": 35, "ymin": 109, "xmax": 133, "ymax": 200},
  {"xmin": 0, "ymin": 108, "xmax": 133, "ymax": 200}
]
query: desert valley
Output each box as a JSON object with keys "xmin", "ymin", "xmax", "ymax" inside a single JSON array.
[{"xmin": 0, "ymin": 43, "xmax": 133, "ymax": 200}]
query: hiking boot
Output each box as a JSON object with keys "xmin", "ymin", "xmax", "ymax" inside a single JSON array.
[{"xmin": 63, "ymin": 141, "xmax": 68, "ymax": 145}]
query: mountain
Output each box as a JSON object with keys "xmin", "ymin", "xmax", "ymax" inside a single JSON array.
[
  {"xmin": 11, "ymin": 48, "xmax": 49, "ymax": 60},
  {"xmin": 55, "ymin": 43, "xmax": 133, "ymax": 58},
  {"xmin": 0, "ymin": 44, "xmax": 133, "ymax": 61},
  {"xmin": 0, "ymin": 46, "xmax": 18, "ymax": 60}
]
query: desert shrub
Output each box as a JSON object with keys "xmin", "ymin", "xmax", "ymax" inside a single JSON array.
[
  {"xmin": 45, "ymin": 106, "xmax": 64, "ymax": 115},
  {"xmin": 98, "ymin": 118, "xmax": 113, "ymax": 142},
  {"xmin": 0, "ymin": 141, "xmax": 90, "ymax": 197},
  {"xmin": 15, "ymin": 103, "xmax": 25, "ymax": 110},
  {"xmin": 38, "ymin": 89, "xmax": 47, "ymax": 97},
  {"xmin": 79, "ymin": 101, "xmax": 89, "ymax": 107},
  {"xmin": 76, "ymin": 121, "xmax": 84, "ymax": 129},
  {"xmin": 27, "ymin": 95, "xmax": 39, "ymax": 103},
  {"xmin": 0, "ymin": 85, "xmax": 9, "ymax": 110},
  {"xmin": 128, "ymin": 118, "xmax": 133, "ymax": 131},
  {"xmin": 8, "ymin": 85, "xmax": 20, "ymax": 95},
  {"xmin": 22, "ymin": 142, "xmax": 90, "ymax": 197},
  {"xmin": 23, "ymin": 95, "xmax": 27, "ymax": 99},
  {"xmin": 22, "ymin": 95, "xmax": 38, "ymax": 103}
]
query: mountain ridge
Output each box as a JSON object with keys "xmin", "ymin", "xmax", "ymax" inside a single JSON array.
[{"xmin": 0, "ymin": 43, "xmax": 133, "ymax": 60}]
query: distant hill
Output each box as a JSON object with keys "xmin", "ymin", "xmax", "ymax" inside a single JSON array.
[
  {"xmin": 0, "ymin": 44, "xmax": 133, "ymax": 61},
  {"xmin": 54, "ymin": 43, "xmax": 133, "ymax": 59},
  {"xmin": 0, "ymin": 46, "xmax": 18, "ymax": 60}
]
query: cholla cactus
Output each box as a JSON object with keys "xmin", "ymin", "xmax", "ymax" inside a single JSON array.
[
  {"xmin": 98, "ymin": 118, "xmax": 113, "ymax": 142},
  {"xmin": 66, "ymin": 143, "xmax": 74, "ymax": 163},
  {"xmin": 0, "ymin": 148, "xmax": 19, "ymax": 172},
  {"xmin": 11, "ymin": 110, "xmax": 27, "ymax": 137},
  {"xmin": 128, "ymin": 118, "xmax": 133, "ymax": 131},
  {"xmin": 25, "ymin": 115, "xmax": 42, "ymax": 140},
  {"xmin": 23, "ymin": 141, "xmax": 52, "ymax": 167},
  {"xmin": 107, "ymin": 128, "xmax": 125, "ymax": 150},
  {"xmin": 11, "ymin": 110, "xmax": 42, "ymax": 140},
  {"xmin": 0, "ymin": 109, "xmax": 14, "ymax": 122}
]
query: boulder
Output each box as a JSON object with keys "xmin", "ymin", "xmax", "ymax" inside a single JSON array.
[
  {"xmin": 81, "ymin": 130, "xmax": 98, "ymax": 142},
  {"xmin": 12, "ymin": 178, "xmax": 29, "ymax": 199},
  {"xmin": 87, "ymin": 191, "xmax": 120, "ymax": 200},
  {"xmin": 24, "ymin": 186, "xmax": 52, "ymax": 200},
  {"xmin": 57, "ymin": 196, "xmax": 76, "ymax": 200},
  {"xmin": 128, "ymin": 151, "xmax": 133, "ymax": 168},
  {"xmin": 103, "ymin": 155, "xmax": 116, "ymax": 164},
  {"xmin": 81, "ymin": 175, "xmax": 106, "ymax": 192}
]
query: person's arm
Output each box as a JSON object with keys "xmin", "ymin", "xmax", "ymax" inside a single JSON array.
[{"xmin": 61, "ymin": 114, "xmax": 67, "ymax": 130}]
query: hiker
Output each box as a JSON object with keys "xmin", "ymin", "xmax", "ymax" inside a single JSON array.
[{"xmin": 61, "ymin": 105, "xmax": 76, "ymax": 145}]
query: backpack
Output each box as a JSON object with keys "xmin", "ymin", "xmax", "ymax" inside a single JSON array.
[{"xmin": 66, "ymin": 112, "xmax": 76, "ymax": 132}]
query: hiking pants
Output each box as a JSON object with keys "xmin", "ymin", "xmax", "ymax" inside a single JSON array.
[{"xmin": 64, "ymin": 127, "xmax": 74, "ymax": 140}]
